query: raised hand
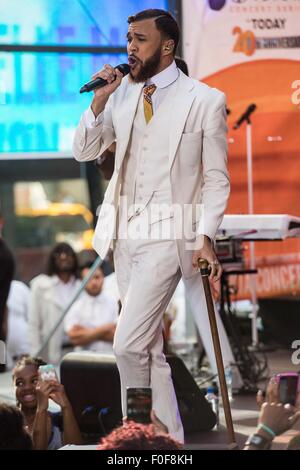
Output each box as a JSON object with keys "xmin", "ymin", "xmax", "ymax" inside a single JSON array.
[
  {"xmin": 91, "ymin": 64, "xmax": 123, "ymax": 117},
  {"xmin": 35, "ymin": 380, "xmax": 57, "ymax": 411}
]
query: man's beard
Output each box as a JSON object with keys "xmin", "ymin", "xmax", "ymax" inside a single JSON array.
[{"xmin": 129, "ymin": 46, "xmax": 162, "ymax": 83}]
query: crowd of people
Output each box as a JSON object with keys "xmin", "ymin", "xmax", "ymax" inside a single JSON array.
[
  {"xmin": 0, "ymin": 217, "xmax": 186, "ymax": 450},
  {"xmin": 1, "ymin": 209, "xmax": 300, "ymax": 451},
  {"xmin": 0, "ymin": 235, "xmax": 119, "ymax": 368},
  {"xmin": 1, "ymin": 366, "xmax": 300, "ymax": 450}
]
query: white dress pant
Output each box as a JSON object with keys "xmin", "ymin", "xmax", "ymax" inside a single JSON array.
[
  {"xmin": 113, "ymin": 229, "xmax": 184, "ymax": 443},
  {"xmin": 112, "ymin": 214, "xmax": 243, "ymax": 443}
]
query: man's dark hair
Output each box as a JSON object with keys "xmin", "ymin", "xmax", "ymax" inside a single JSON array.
[
  {"xmin": 0, "ymin": 403, "xmax": 33, "ymax": 450},
  {"xmin": 128, "ymin": 9, "xmax": 180, "ymax": 55},
  {"xmin": 0, "ymin": 238, "xmax": 15, "ymax": 344},
  {"xmin": 46, "ymin": 242, "xmax": 78, "ymax": 277},
  {"xmin": 79, "ymin": 260, "xmax": 103, "ymax": 274}
]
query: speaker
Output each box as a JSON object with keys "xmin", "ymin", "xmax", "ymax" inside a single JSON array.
[
  {"xmin": 60, "ymin": 352, "xmax": 216, "ymax": 438},
  {"xmin": 167, "ymin": 354, "xmax": 216, "ymax": 432},
  {"xmin": 60, "ymin": 353, "xmax": 123, "ymax": 438},
  {"xmin": 259, "ymin": 296, "xmax": 300, "ymax": 347}
]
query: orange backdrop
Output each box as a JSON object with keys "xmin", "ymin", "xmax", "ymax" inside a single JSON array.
[{"xmin": 203, "ymin": 59, "xmax": 300, "ymax": 298}]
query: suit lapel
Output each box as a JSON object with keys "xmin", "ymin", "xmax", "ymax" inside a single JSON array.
[
  {"xmin": 115, "ymin": 81, "xmax": 144, "ymax": 170},
  {"xmin": 168, "ymin": 72, "xmax": 196, "ymax": 168},
  {"xmin": 114, "ymin": 73, "xmax": 196, "ymax": 170}
]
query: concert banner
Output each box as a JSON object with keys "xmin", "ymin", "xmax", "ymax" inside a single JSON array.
[{"xmin": 183, "ymin": 0, "xmax": 300, "ymax": 298}]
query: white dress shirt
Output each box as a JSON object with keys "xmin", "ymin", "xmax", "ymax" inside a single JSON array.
[
  {"xmin": 6, "ymin": 281, "xmax": 30, "ymax": 368},
  {"xmin": 53, "ymin": 275, "xmax": 78, "ymax": 309},
  {"xmin": 64, "ymin": 290, "xmax": 118, "ymax": 353},
  {"xmin": 144, "ymin": 60, "xmax": 179, "ymax": 112}
]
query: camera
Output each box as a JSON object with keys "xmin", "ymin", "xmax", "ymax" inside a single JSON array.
[
  {"xmin": 275, "ymin": 373, "xmax": 300, "ymax": 406},
  {"xmin": 38, "ymin": 364, "xmax": 59, "ymax": 382},
  {"xmin": 126, "ymin": 387, "xmax": 152, "ymax": 424}
]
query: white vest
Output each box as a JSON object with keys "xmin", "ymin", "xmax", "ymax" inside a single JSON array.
[{"xmin": 120, "ymin": 83, "xmax": 177, "ymax": 220}]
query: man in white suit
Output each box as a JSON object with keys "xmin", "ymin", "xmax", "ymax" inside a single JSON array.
[{"xmin": 73, "ymin": 9, "xmax": 229, "ymax": 442}]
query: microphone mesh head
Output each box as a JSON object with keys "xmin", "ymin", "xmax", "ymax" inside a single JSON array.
[{"xmin": 116, "ymin": 63, "xmax": 130, "ymax": 76}]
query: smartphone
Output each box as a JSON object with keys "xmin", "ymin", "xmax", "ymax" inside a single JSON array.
[
  {"xmin": 38, "ymin": 364, "xmax": 59, "ymax": 382},
  {"xmin": 277, "ymin": 373, "xmax": 299, "ymax": 406},
  {"xmin": 126, "ymin": 387, "xmax": 152, "ymax": 424}
]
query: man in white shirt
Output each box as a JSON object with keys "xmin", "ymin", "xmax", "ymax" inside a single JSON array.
[
  {"xmin": 64, "ymin": 263, "xmax": 118, "ymax": 353},
  {"xmin": 0, "ymin": 212, "xmax": 15, "ymax": 372},
  {"xmin": 73, "ymin": 9, "xmax": 229, "ymax": 442},
  {"xmin": 6, "ymin": 280, "xmax": 30, "ymax": 369},
  {"xmin": 28, "ymin": 242, "xmax": 81, "ymax": 363}
]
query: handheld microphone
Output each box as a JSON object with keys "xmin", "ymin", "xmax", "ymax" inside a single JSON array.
[
  {"xmin": 79, "ymin": 63, "xmax": 130, "ymax": 94},
  {"xmin": 233, "ymin": 104, "xmax": 257, "ymax": 129}
]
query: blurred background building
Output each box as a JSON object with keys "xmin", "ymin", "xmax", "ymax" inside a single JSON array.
[{"xmin": 0, "ymin": 0, "xmax": 179, "ymax": 282}]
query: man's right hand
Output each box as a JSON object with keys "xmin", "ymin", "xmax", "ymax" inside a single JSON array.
[{"xmin": 91, "ymin": 64, "xmax": 123, "ymax": 117}]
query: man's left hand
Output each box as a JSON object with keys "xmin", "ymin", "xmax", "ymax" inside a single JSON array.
[{"xmin": 192, "ymin": 235, "xmax": 222, "ymax": 282}]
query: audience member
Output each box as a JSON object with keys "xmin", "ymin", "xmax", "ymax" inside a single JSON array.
[
  {"xmin": 0, "ymin": 211, "xmax": 15, "ymax": 372},
  {"xmin": 28, "ymin": 243, "xmax": 80, "ymax": 363},
  {"xmin": 78, "ymin": 249, "xmax": 120, "ymax": 304},
  {"xmin": 12, "ymin": 355, "xmax": 82, "ymax": 450},
  {"xmin": 97, "ymin": 415, "xmax": 181, "ymax": 450},
  {"xmin": 64, "ymin": 262, "xmax": 118, "ymax": 353},
  {"xmin": 244, "ymin": 401, "xmax": 300, "ymax": 450},
  {"xmin": 244, "ymin": 374, "xmax": 300, "ymax": 450},
  {"xmin": 6, "ymin": 280, "xmax": 30, "ymax": 369},
  {"xmin": 0, "ymin": 403, "xmax": 33, "ymax": 450}
]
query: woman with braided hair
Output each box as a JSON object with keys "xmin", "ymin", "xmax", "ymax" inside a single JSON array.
[{"xmin": 12, "ymin": 355, "xmax": 82, "ymax": 450}]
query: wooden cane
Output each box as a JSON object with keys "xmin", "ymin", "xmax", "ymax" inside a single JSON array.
[{"xmin": 198, "ymin": 258, "xmax": 238, "ymax": 449}]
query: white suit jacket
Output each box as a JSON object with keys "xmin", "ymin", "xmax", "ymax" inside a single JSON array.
[{"xmin": 73, "ymin": 71, "xmax": 230, "ymax": 278}]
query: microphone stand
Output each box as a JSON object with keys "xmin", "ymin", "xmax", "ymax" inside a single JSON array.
[
  {"xmin": 233, "ymin": 109, "xmax": 258, "ymax": 347},
  {"xmin": 246, "ymin": 119, "xmax": 259, "ymax": 347}
]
